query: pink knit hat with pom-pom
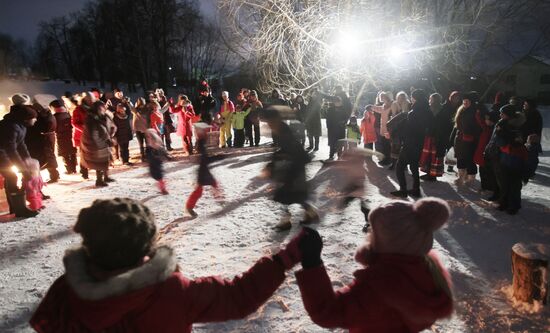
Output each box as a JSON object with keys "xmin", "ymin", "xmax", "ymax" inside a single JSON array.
[{"xmin": 367, "ymin": 197, "xmax": 450, "ymax": 256}]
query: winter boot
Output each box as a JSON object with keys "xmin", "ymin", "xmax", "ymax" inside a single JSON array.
[
  {"xmin": 104, "ymin": 171, "xmax": 115, "ymax": 183},
  {"xmin": 184, "ymin": 207, "xmax": 198, "ymax": 217},
  {"xmin": 454, "ymin": 169, "xmax": 467, "ymax": 185},
  {"xmin": 158, "ymin": 179, "xmax": 169, "ymax": 195},
  {"xmin": 81, "ymin": 167, "xmax": 89, "ymax": 180},
  {"xmin": 9, "ymin": 191, "xmax": 39, "ymax": 218},
  {"xmin": 274, "ymin": 211, "xmax": 292, "ymax": 231},
  {"xmin": 95, "ymin": 171, "xmax": 108, "ymax": 187}
]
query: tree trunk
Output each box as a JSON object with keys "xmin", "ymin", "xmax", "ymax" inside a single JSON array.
[{"xmin": 511, "ymin": 243, "xmax": 549, "ymax": 305}]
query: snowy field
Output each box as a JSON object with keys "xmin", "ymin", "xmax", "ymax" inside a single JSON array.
[{"xmin": 1, "ymin": 80, "xmax": 550, "ymax": 332}]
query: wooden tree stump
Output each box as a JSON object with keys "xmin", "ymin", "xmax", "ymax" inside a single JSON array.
[{"xmin": 511, "ymin": 243, "xmax": 550, "ymax": 304}]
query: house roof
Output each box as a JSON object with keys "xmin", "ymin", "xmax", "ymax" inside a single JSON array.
[{"xmin": 531, "ymin": 56, "xmax": 550, "ymax": 67}]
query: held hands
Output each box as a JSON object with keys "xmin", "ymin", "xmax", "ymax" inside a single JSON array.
[
  {"xmin": 277, "ymin": 228, "xmax": 306, "ymax": 270},
  {"xmin": 276, "ymin": 227, "xmax": 323, "ymax": 270}
]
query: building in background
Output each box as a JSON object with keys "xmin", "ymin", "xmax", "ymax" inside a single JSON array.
[{"xmin": 496, "ymin": 56, "xmax": 550, "ymax": 104}]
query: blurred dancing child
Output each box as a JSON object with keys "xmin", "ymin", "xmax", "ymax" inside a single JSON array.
[
  {"xmin": 184, "ymin": 123, "xmax": 224, "ymax": 217},
  {"xmin": 145, "ymin": 129, "xmax": 170, "ymax": 195},
  {"xmin": 261, "ymin": 108, "xmax": 319, "ymax": 231}
]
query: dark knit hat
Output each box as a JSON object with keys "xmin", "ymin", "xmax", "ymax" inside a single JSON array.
[
  {"xmin": 499, "ymin": 104, "xmax": 516, "ymax": 118},
  {"xmin": 74, "ymin": 198, "xmax": 157, "ymax": 271}
]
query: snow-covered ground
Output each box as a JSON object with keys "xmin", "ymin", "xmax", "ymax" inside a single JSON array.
[{"xmin": 1, "ymin": 80, "xmax": 549, "ymax": 332}]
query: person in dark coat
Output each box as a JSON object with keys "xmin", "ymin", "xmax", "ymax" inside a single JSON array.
[
  {"xmin": 25, "ymin": 101, "xmax": 59, "ymax": 183},
  {"xmin": 391, "ymin": 89, "xmax": 432, "ymax": 198},
  {"xmin": 333, "ymin": 85, "xmax": 353, "ymax": 118},
  {"xmin": 453, "ymin": 92, "xmax": 482, "ymax": 186},
  {"xmin": 443, "ymin": 91, "xmax": 462, "ymax": 172},
  {"xmin": 184, "ymin": 123, "xmax": 225, "ymax": 217},
  {"xmin": 156, "ymin": 89, "xmax": 174, "ymax": 151},
  {"xmin": 305, "ymin": 89, "xmax": 322, "ymax": 151},
  {"xmin": 113, "ymin": 104, "xmax": 134, "ymax": 165},
  {"xmin": 194, "ymin": 81, "xmax": 216, "ymax": 124},
  {"xmin": 491, "ymin": 91, "xmax": 506, "ymax": 113},
  {"xmin": 80, "ymin": 101, "xmax": 113, "ymax": 187},
  {"xmin": 473, "ymin": 103, "xmax": 498, "ymax": 192},
  {"xmin": 243, "ymin": 90, "xmax": 264, "ymax": 147},
  {"xmin": 30, "ymin": 197, "xmax": 310, "ymax": 333},
  {"xmin": 290, "ymin": 95, "xmax": 307, "ymax": 147},
  {"xmin": 493, "ymin": 105, "xmax": 528, "ymax": 215},
  {"xmin": 295, "ymin": 198, "xmax": 453, "ymax": 333},
  {"xmin": 0, "ymin": 97, "xmax": 39, "ymax": 218},
  {"xmin": 131, "ymin": 97, "xmax": 151, "ymax": 161},
  {"xmin": 521, "ymin": 99, "xmax": 543, "ymax": 143},
  {"xmin": 475, "ymin": 110, "xmax": 500, "ymax": 194},
  {"xmin": 326, "ymin": 97, "xmax": 349, "ymax": 160},
  {"xmin": 419, "ymin": 93, "xmax": 455, "ymax": 181},
  {"xmin": 50, "ymin": 100, "xmax": 77, "ymax": 174},
  {"xmin": 420, "ymin": 93, "xmax": 447, "ymax": 181},
  {"xmin": 261, "ymin": 108, "xmax": 319, "ymax": 231},
  {"xmin": 145, "ymin": 129, "xmax": 169, "ymax": 195},
  {"xmin": 266, "ymin": 89, "xmax": 289, "ymax": 146}
]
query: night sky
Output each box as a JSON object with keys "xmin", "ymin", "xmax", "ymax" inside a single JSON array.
[{"xmin": 0, "ymin": 0, "xmax": 217, "ymax": 43}]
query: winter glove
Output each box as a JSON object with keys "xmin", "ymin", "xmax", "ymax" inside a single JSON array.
[
  {"xmin": 299, "ymin": 227, "xmax": 323, "ymax": 269},
  {"xmin": 275, "ymin": 228, "xmax": 307, "ymax": 270}
]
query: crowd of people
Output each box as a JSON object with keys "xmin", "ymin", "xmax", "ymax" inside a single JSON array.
[
  {"xmin": 0, "ymin": 79, "xmax": 545, "ymax": 332},
  {"xmin": 0, "ymin": 82, "xmax": 545, "ymax": 219},
  {"xmin": 354, "ymin": 89, "xmax": 542, "ymax": 215}
]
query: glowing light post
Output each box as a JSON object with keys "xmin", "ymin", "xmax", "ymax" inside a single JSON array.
[{"xmin": 169, "ymin": 67, "xmax": 176, "ymax": 87}]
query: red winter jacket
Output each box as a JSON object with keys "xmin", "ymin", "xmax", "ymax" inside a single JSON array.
[
  {"xmin": 360, "ymin": 112, "xmax": 377, "ymax": 144},
  {"xmin": 473, "ymin": 110, "xmax": 493, "ymax": 167},
  {"xmin": 170, "ymin": 104, "xmax": 195, "ymax": 138},
  {"xmin": 295, "ymin": 251, "xmax": 453, "ymax": 333},
  {"xmin": 71, "ymin": 105, "xmax": 87, "ymax": 148},
  {"xmin": 30, "ymin": 246, "xmax": 286, "ymax": 333}
]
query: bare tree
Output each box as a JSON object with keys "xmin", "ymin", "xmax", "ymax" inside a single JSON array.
[{"xmin": 218, "ymin": 0, "xmax": 550, "ymax": 97}]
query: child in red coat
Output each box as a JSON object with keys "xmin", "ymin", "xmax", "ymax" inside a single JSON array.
[
  {"xmin": 23, "ymin": 158, "xmax": 45, "ymax": 211},
  {"xmin": 360, "ymin": 105, "xmax": 376, "ymax": 150},
  {"xmin": 184, "ymin": 123, "xmax": 224, "ymax": 217},
  {"xmin": 295, "ymin": 198, "xmax": 453, "ymax": 333},
  {"xmin": 30, "ymin": 198, "xmax": 310, "ymax": 333}
]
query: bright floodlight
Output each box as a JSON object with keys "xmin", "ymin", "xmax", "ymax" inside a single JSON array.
[
  {"xmin": 334, "ymin": 30, "xmax": 361, "ymax": 59},
  {"xmin": 390, "ymin": 47, "xmax": 404, "ymax": 60}
]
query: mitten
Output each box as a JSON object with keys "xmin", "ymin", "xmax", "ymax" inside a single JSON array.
[{"xmin": 299, "ymin": 227, "xmax": 323, "ymax": 268}]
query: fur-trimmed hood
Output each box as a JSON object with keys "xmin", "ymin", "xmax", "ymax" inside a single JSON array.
[{"xmin": 64, "ymin": 245, "xmax": 177, "ymax": 301}]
